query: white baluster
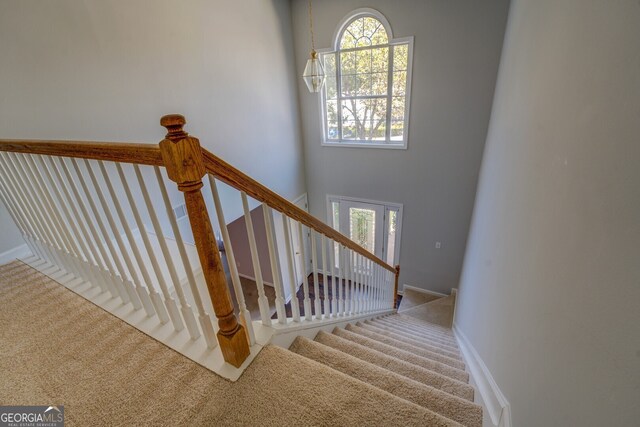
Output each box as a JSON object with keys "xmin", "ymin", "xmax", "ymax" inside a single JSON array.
[
  {"xmin": 281, "ymin": 215, "xmax": 301, "ymax": 322},
  {"xmin": 321, "ymin": 235, "xmax": 330, "ymax": 319},
  {"xmin": 53, "ymin": 158, "xmax": 120, "ymax": 303},
  {"xmin": 0, "ymin": 178, "xmax": 37, "ymax": 257},
  {"xmin": 358, "ymin": 256, "xmax": 371, "ymax": 312},
  {"xmin": 83, "ymin": 159, "xmax": 143, "ymax": 309},
  {"xmin": 344, "ymin": 248, "xmax": 351, "ymax": 316},
  {"xmin": 387, "ymin": 270, "xmax": 394, "ymax": 309},
  {"xmin": 154, "ymin": 166, "xmax": 213, "ymax": 345},
  {"xmin": 134, "ymin": 164, "xmax": 185, "ymax": 332},
  {"xmin": 375, "ymin": 266, "xmax": 381, "ymax": 311},
  {"xmin": 17, "ymin": 155, "xmax": 81, "ymax": 279},
  {"xmin": 300, "ymin": 223, "xmax": 313, "ymax": 321},
  {"xmin": 208, "ymin": 176, "xmax": 255, "ymax": 346},
  {"xmin": 2, "ymin": 154, "xmax": 66, "ymax": 271},
  {"xmin": 338, "ymin": 245, "xmax": 345, "ymax": 316},
  {"xmin": 62, "ymin": 156, "xmax": 124, "ymax": 299},
  {"xmin": 329, "ymin": 239, "xmax": 338, "ymax": 318},
  {"xmin": 241, "ymin": 192, "xmax": 271, "ymax": 326},
  {"xmin": 115, "ymin": 163, "xmax": 170, "ymax": 324},
  {"xmin": 72, "ymin": 159, "xmax": 131, "ymax": 303},
  {"xmin": 98, "ymin": 161, "xmax": 155, "ymax": 317},
  {"xmin": 20, "ymin": 156, "xmax": 75, "ymax": 261},
  {"xmin": 364, "ymin": 258, "xmax": 371, "ymax": 312},
  {"xmin": 263, "ymin": 205, "xmax": 287, "ymax": 324},
  {"xmin": 0, "ymin": 155, "xmax": 54, "ymax": 265},
  {"xmin": 46, "ymin": 156, "xmax": 107, "ymax": 287},
  {"xmin": 309, "ymin": 230, "xmax": 320, "ymax": 320}
]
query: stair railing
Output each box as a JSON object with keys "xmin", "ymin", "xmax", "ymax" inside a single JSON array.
[{"xmin": 0, "ymin": 114, "xmax": 400, "ymax": 369}]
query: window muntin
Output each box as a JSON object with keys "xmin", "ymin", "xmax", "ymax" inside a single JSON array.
[{"xmin": 321, "ymin": 11, "xmax": 412, "ymax": 148}]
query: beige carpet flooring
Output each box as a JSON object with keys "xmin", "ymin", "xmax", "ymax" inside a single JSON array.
[{"xmin": 0, "ymin": 261, "xmax": 479, "ymax": 426}]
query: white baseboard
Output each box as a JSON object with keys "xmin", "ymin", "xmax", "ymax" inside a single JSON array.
[
  {"xmin": 237, "ymin": 273, "xmax": 275, "ymax": 288},
  {"xmin": 401, "ymin": 283, "xmax": 448, "ymax": 297},
  {"xmin": 453, "ymin": 323, "xmax": 511, "ymax": 427},
  {"xmin": 0, "ymin": 243, "xmax": 31, "ymax": 266}
]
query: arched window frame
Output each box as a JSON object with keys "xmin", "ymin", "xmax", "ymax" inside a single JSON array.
[{"xmin": 317, "ymin": 8, "xmax": 414, "ymax": 149}]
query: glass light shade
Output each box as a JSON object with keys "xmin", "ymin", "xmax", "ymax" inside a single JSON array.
[{"xmin": 303, "ymin": 51, "xmax": 325, "ymax": 93}]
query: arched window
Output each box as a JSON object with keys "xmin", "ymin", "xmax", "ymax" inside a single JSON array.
[{"xmin": 320, "ymin": 9, "xmax": 413, "ymax": 148}]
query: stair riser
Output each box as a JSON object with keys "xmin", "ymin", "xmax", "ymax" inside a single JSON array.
[{"xmin": 358, "ymin": 322, "xmax": 462, "ymax": 358}]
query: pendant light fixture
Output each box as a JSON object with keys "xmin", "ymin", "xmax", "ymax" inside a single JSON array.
[{"xmin": 302, "ymin": 0, "xmax": 325, "ymax": 93}]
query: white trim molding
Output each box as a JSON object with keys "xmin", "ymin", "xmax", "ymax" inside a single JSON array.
[
  {"xmin": 453, "ymin": 324, "xmax": 512, "ymax": 427},
  {"xmin": 0, "ymin": 243, "xmax": 31, "ymax": 266}
]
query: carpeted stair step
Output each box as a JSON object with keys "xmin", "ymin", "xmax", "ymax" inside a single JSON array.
[
  {"xmin": 362, "ymin": 320, "xmax": 460, "ymax": 352},
  {"xmin": 375, "ymin": 317, "xmax": 458, "ymax": 343},
  {"xmin": 347, "ymin": 322, "xmax": 462, "ymax": 362},
  {"xmin": 289, "ymin": 336, "xmax": 482, "ymax": 427},
  {"xmin": 369, "ymin": 319, "xmax": 458, "ymax": 349},
  {"xmin": 394, "ymin": 314, "xmax": 456, "ymax": 334},
  {"xmin": 365, "ymin": 320, "xmax": 459, "ymax": 351},
  {"xmin": 0, "ymin": 261, "xmax": 465, "ymax": 427},
  {"xmin": 314, "ymin": 331, "xmax": 474, "ymax": 401},
  {"xmin": 332, "ymin": 327, "xmax": 468, "ymax": 380},
  {"xmin": 382, "ymin": 314, "xmax": 456, "ymax": 336},
  {"xmin": 379, "ymin": 314, "xmax": 458, "ymax": 338},
  {"xmin": 314, "ymin": 331, "xmax": 474, "ymax": 402}
]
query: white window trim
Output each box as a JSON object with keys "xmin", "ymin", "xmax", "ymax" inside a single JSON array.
[
  {"xmin": 326, "ymin": 194, "xmax": 403, "ymax": 266},
  {"xmin": 318, "ymin": 8, "xmax": 414, "ymax": 150}
]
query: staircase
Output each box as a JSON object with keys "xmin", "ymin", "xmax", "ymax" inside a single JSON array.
[
  {"xmin": 287, "ymin": 313, "xmax": 481, "ymax": 426},
  {"xmin": 0, "ymin": 114, "xmax": 482, "ymax": 425}
]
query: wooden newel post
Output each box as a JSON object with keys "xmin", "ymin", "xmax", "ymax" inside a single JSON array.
[
  {"xmin": 159, "ymin": 114, "xmax": 250, "ymax": 368},
  {"xmin": 393, "ymin": 265, "xmax": 400, "ymax": 309}
]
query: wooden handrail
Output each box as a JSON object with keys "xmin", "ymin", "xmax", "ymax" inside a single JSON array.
[
  {"xmin": 0, "ymin": 140, "xmax": 163, "ymax": 166},
  {"xmin": 0, "ymin": 128, "xmax": 397, "ymax": 274},
  {"xmin": 201, "ymin": 149, "xmax": 396, "ymax": 273}
]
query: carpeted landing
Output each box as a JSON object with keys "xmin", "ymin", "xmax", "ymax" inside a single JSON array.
[{"xmin": 0, "ymin": 261, "xmax": 480, "ymax": 426}]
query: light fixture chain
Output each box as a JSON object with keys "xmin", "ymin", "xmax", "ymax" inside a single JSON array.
[{"xmin": 308, "ymin": 0, "xmax": 316, "ymax": 52}]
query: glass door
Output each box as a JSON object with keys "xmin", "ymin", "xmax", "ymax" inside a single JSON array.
[
  {"xmin": 329, "ymin": 196, "xmax": 403, "ymax": 268},
  {"xmin": 338, "ymin": 200, "xmax": 384, "ymax": 259}
]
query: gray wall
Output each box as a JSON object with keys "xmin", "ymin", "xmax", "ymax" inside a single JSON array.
[
  {"xmin": 455, "ymin": 0, "xmax": 640, "ymax": 425},
  {"xmin": 0, "ymin": 0, "xmax": 305, "ymax": 253},
  {"xmin": 291, "ymin": 0, "xmax": 510, "ymax": 293}
]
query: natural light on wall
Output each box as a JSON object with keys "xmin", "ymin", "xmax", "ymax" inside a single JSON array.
[{"xmin": 320, "ymin": 10, "xmax": 413, "ymax": 148}]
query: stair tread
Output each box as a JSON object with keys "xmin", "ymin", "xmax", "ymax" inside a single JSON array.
[
  {"xmin": 332, "ymin": 327, "xmax": 469, "ymax": 382},
  {"xmin": 354, "ymin": 322, "xmax": 462, "ymax": 359},
  {"xmin": 394, "ymin": 314, "xmax": 456, "ymax": 333},
  {"xmin": 362, "ymin": 320, "xmax": 460, "ymax": 352},
  {"xmin": 370, "ymin": 318, "xmax": 460, "ymax": 347},
  {"xmin": 314, "ymin": 330, "xmax": 474, "ymax": 401},
  {"xmin": 375, "ymin": 317, "xmax": 458, "ymax": 341},
  {"xmin": 255, "ymin": 345, "xmax": 462, "ymax": 426},
  {"xmin": 290, "ymin": 336, "xmax": 482, "ymax": 427}
]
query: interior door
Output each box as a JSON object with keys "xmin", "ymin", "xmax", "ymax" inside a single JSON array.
[{"xmin": 338, "ymin": 200, "xmax": 384, "ymax": 259}]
